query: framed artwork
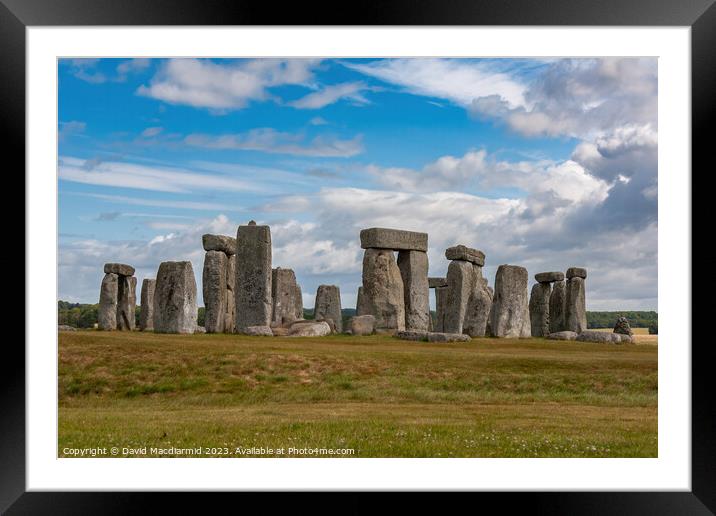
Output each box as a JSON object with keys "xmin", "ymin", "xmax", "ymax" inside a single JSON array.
[{"xmin": 4, "ymin": 0, "xmax": 712, "ymax": 511}]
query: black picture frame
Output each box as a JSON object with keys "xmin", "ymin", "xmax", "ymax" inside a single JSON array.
[{"xmin": 3, "ymin": 0, "xmax": 711, "ymax": 512}]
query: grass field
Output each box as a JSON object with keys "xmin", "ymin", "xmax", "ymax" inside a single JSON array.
[{"xmin": 58, "ymin": 331, "xmax": 657, "ymax": 458}]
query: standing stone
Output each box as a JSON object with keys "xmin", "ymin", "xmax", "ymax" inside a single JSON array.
[
  {"xmin": 98, "ymin": 273, "xmax": 118, "ymax": 330},
  {"xmin": 139, "ymin": 278, "xmax": 156, "ymax": 331},
  {"xmin": 235, "ymin": 223, "xmax": 272, "ymax": 332},
  {"xmin": 613, "ymin": 316, "xmax": 633, "ymax": 336},
  {"xmin": 271, "ymin": 268, "xmax": 302, "ymax": 326},
  {"xmin": 224, "ymin": 254, "xmax": 236, "ymax": 332},
  {"xmin": 434, "ymin": 286, "xmax": 449, "ymax": 332},
  {"xmin": 356, "ymin": 286, "xmax": 370, "ymax": 316},
  {"xmin": 549, "ymin": 280, "xmax": 567, "ymax": 333},
  {"xmin": 116, "ymin": 275, "xmax": 137, "ymax": 331},
  {"xmin": 565, "ymin": 276, "xmax": 587, "ymax": 333},
  {"xmin": 489, "ymin": 265, "xmax": 531, "ymax": 338},
  {"xmin": 362, "ymin": 248, "xmax": 405, "ymax": 331},
  {"xmin": 443, "ymin": 260, "xmax": 475, "ymax": 334},
  {"xmin": 397, "ymin": 250, "xmax": 430, "ymax": 331},
  {"xmin": 463, "ymin": 270, "xmax": 493, "ymax": 337},
  {"xmin": 529, "ymin": 282, "xmax": 552, "ymax": 337},
  {"xmin": 153, "ymin": 261, "xmax": 198, "ymax": 334},
  {"xmin": 314, "ymin": 285, "xmax": 342, "ymax": 333},
  {"xmin": 293, "ymin": 283, "xmax": 304, "ymax": 321},
  {"xmin": 203, "ymin": 250, "xmax": 227, "ymax": 333}
]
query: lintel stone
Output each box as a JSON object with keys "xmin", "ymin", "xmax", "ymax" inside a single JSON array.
[{"xmin": 360, "ymin": 227, "xmax": 428, "ymax": 251}]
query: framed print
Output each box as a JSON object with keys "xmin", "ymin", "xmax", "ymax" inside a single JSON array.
[{"xmin": 4, "ymin": 0, "xmax": 713, "ymax": 511}]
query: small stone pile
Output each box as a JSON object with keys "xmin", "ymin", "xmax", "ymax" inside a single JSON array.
[
  {"xmin": 613, "ymin": 316, "xmax": 633, "ymax": 336},
  {"xmin": 98, "ymin": 263, "xmax": 137, "ymax": 331},
  {"xmin": 202, "ymin": 234, "xmax": 237, "ymax": 333}
]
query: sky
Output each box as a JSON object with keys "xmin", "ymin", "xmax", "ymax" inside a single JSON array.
[{"xmin": 58, "ymin": 57, "xmax": 658, "ymax": 311}]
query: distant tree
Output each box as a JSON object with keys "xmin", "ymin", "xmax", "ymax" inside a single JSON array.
[
  {"xmin": 648, "ymin": 323, "xmax": 658, "ymax": 335},
  {"xmin": 197, "ymin": 307, "xmax": 205, "ymax": 327}
]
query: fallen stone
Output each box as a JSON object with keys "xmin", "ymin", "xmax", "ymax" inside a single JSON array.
[
  {"xmin": 613, "ymin": 316, "xmax": 633, "ymax": 336},
  {"xmin": 549, "ymin": 280, "xmax": 567, "ymax": 333},
  {"xmin": 194, "ymin": 326, "xmax": 206, "ymax": 334},
  {"xmin": 489, "ymin": 264, "xmax": 531, "ymax": 338},
  {"xmin": 547, "ymin": 331, "xmax": 578, "ymax": 341},
  {"xmin": 362, "ymin": 248, "xmax": 405, "ymax": 331},
  {"xmin": 272, "ymin": 327, "xmax": 289, "ymax": 336},
  {"xmin": 576, "ymin": 330, "xmax": 630, "ymax": 344},
  {"xmin": 535, "ymin": 271, "xmax": 564, "ymax": 283},
  {"xmin": 58, "ymin": 325, "xmax": 77, "ymax": 332},
  {"xmin": 397, "ymin": 250, "xmax": 430, "ymax": 331},
  {"xmin": 565, "ymin": 277, "xmax": 587, "ymax": 333},
  {"xmin": 153, "ymin": 261, "xmax": 198, "ymax": 334},
  {"xmin": 443, "ymin": 260, "xmax": 475, "ymax": 334},
  {"xmin": 463, "ymin": 269, "xmax": 493, "ymax": 337},
  {"xmin": 444, "ymin": 245, "xmax": 485, "ymax": 266},
  {"xmin": 428, "ymin": 277, "xmax": 447, "ymax": 288},
  {"xmin": 529, "ymin": 282, "xmax": 551, "ymax": 337},
  {"xmin": 104, "ymin": 263, "xmax": 135, "ymax": 276},
  {"xmin": 202, "ymin": 233, "xmax": 237, "ymax": 255},
  {"xmin": 350, "ymin": 314, "xmax": 375, "ymax": 336},
  {"xmin": 427, "ymin": 332, "xmax": 471, "ymax": 343},
  {"xmin": 314, "ymin": 284, "xmax": 343, "ymax": 333},
  {"xmin": 396, "ymin": 330, "xmax": 428, "ymax": 341},
  {"xmin": 139, "ymin": 278, "xmax": 156, "ymax": 331},
  {"xmin": 360, "ymin": 227, "xmax": 428, "ymax": 251},
  {"xmin": 203, "ymin": 250, "xmax": 227, "ymax": 333},
  {"xmin": 271, "ymin": 268, "xmax": 302, "ymax": 327},
  {"xmin": 288, "ymin": 320, "xmax": 331, "ymax": 337},
  {"xmin": 243, "ymin": 325, "xmax": 273, "ymax": 336},
  {"xmin": 98, "ymin": 272, "xmax": 118, "ymax": 330},
  {"xmin": 116, "ymin": 275, "xmax": 137, "ymax": 331},
  {"xmin": 566, "ymin": 267, "xmax": 587, "ymax": 279},
  {"xmin": 235, "ymin": 223, "xmax": 272, "ymax": 330}
]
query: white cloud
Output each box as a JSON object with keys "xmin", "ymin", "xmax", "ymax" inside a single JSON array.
[
  {"xmin": 74, "ymin": 192, "xmax": 246, "ymax": 213},
  {"xmin": 140, "ymin": 126, "xmax": 163, "ymax": 138},
  {"xmin": 137, "ymin": 58, "xmax": 320, "ymax": 111},
  {"xmin": 289, "ymin": 82, "xmax": 374, "ymax": 109},
  {"xmin": 59, "ymin": 121, "xmax": 86, "ymax": 141}
]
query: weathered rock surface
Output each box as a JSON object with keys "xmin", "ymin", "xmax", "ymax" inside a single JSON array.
[
  {"xmin": 288, "ymin": 320, "xmax": 331, "ymax": 337},
  {"xmin": 243, "ymin": 325, "xmax": 273, "ymax": 336},
  {"xmin": 444, "ymin": 245, "xmax": 485, "ymax": 266},
  {"xmin": 565, "ymin": 276, "xmax": 587, "ymax": 333},
  {"xmin": 203, "ymin": 250, "xmax": 227, "ymax": 333},
  {"xmin": 434, "ymin": 285, "xmax": 449, "ymax": 332},
  {"xmin": 535, "ymin": 271, "xmax": 564, "ymax": 283},
  {"xmin": 153, "ymin": 261, "xmax": 197, "ymax": 334},
  {"xmin": 116, "ymin": 275, "xmax": 137, "ymax": 331},
  {"xmin": 489, "ymin": 265, "xmax": 531, "ymax": 338},
  {"xmin": 350, "ymin": 314, "xmax": 376, "ymax": 336},
  {"xmin": 428, "ymin": 277, "xmax": 447, "ymax": 288},
  {"xmin": 428, "ymin": 332, "xmax": 471, "ymax": 343},
  {"xmin": 202, "ymin": 234, "xmax": 237, "ymax": 255},
  {"xmin": 104, "ymin": 263, "xmax": 135, "ymax": 276},
  {"xmin": 613, "ymin": 316, "xmax": 633, "ymax": 336},
  {"xmin": 139, "ymin": 278, "xmax": 156, "ymax": 331},
  {"xmin": 397, "ymin": 250, "xmax": 430, "ymax": 331},
  {"xmin": 98, "ymin": 272, "xmax": 118, "ymax": 330},
  {"xmin": 195, "ymin": 326, "xmax": 206, "ymax": 334},
  {"xmin": 235, "ymin": 223, "xmax": 272, "ymax": 331},
  {"xmin": 362, "ymin": 248, "xmax": 405, "ymax": 331},
  {"xmin": 272, "ymin": 327, "xmax": 289, "ymax": 336},
  {"xmin": 529, "ymin": 282, "xmax": 551, "ymax": 337},
  {"xmin": 360, "ymin": 227, "xmax": 428, "ymax": 252},
  {"xmin": 58, "ymin": 325, "xmax": 77, "ymax": 332},
  {"xmin": 547, "ymin": 331, "xmax": 579, "ymax": 341},
  {"xmin": 566, "ymin": 267, "xmax": 587, "ymax": 279},
  {"xmin": 463, "ymin": 270, "xmax": 493, "ymax": 337},
  {"xmin": 314, "ymin": 285, "xmax": 342, "ymax": 333},
  {"xmin": 577, "ymin": 330, "xmax": 633, "ymax": 344},
  {"xmin": 549, "ymin": 280, "xmax": 567, "ymax": 333},
  {"xmin": 397, "ymin": 330, "xmax": 428, "ymax": 341},
  {"xmin": 271, "ymin": 268, "xmax": 302, "ymax": 327},
  {"xmin": 444, "ymin": 260, "xmax": 475, "ymax": 334}
]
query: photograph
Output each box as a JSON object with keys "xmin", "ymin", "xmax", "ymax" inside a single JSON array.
[{"xmin": 56, "ymin": 56, "xmax": 659, "ymax": 459}]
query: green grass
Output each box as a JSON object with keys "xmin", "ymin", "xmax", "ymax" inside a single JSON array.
[{"xmin": 58, "ymin": 331, "xmax": 657, "ymax": 458}]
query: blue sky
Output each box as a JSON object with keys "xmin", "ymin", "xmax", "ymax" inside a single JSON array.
[{"xmin": 58, "ymin": 57, "xmax": 658, "ymax": 310}]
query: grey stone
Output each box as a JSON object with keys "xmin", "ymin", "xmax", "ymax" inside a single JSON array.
[
  {"xmin": 104, "ymin": 263, "xmax": 135, "ymax": 276},
  {"xmin": 463, "ymin": 267, "xmax": 493, "ymax": 337},
  {"xmin": 243, "ymin": 325, "xmax": 273, "ymax": 336},
  {"xmin": 397, "ymin": 250, "xmax": 430, "ymax": 331},
  {"xmin": 116, "ymin": 275, "xmax": 136, "ymax": 331},
  {"xmin": 98, "ymin": 272, "xmax": 118, "ymax": 330},
  {"xmin": 576, "ymin": 330, "xmax": 630, "ymax": 344},
  {"xmin": 271, "ymin": 268, "xmax": 302, "ymax": 327},
  {"xmin": 203, "ymin": 250, "xmax": 227, "ymax": 333},
  {"xmin": 224, "ymin": 294, "xmax": 236, "ymax": 334},
  {"xmin": 566, "ymin": 267, "xmax": 587, "ymax": 279},
  {"xmin": 235, "ymin": 223, "xmax": 272, "ymax": 331},
  {"xmin": 356, "ymin": 286, "xmax": 370, "ymax": 316},
  {"xmin": 396, "ymin": 330, "xmax": 429, "ymax": 341},
  {"xmin": 288, "ymin": 320, "xmax": 331, "ymax": 337},
  {"xmin": 153, "ymin": 261, "xmax": 197, "ymax": 334},
  {"xmin": 139, "ymin": 278, "xmax": 156, "ymax": 331},
  {"xmin": 444, "ymin": 245, "xmax": 485, "ymax": 266},
  {"xmin": 293, "ymin": 283, "xmax": 304, "ymax": 321},
  {"xmin": 529, "ymin": 282, "xmax": 551, "ymax": 337},
  {"xmin": 547, "ymin": 331, "xmax": 579, "ymax": 341},
  {"xmin": 58, "ymin": 325, "xmax": 77, "ymax": 332},
  {"xmin": 350, "ymin": 315, "xmax": 376, "ymax": 336},
  {"xmin": 535, "ymin": 271, "xmax": 564, "ymax": 283},
  {"xmin": 314, "ymin": 285, "xmax": 342, "ymax": 333},
  {"xmin": 226, "ymin": 254, "xmax": 236, "ymax": 291},
  {"xmin": 489, "ymin": 265, "xmax": 531, "ymax": 338},
  {"xmin": 428, "ymin": 277, "xmax": 447, "ymax": 288},
  {"xmin": 443, "ymin": 260, "xmax": 475, "ymax": 334},
  {"xmin": 195, "ymin": 326, "xmax": 206, "ymax": 334},
  {"xmin": 202, "ymin": 234, "xmax": 237, "ymax": 255},
  {"xmin": 272, "ymin": 327, "xmax": 290, "ymax": 336},
  {"xmin": 360, "ymin": 227, "xmax": 428, "ymax": 251},
  {"xmin": 565, "ymin": 276, "xmax": 587, "ymax": 333},
  {"xmin": 362, "ymin": 248, "xmax": 405, "ymax": 331},
  {"xmin": 434, "ymin": 285, "xmax": 449, "ymax": 332},
  {"xmin": 427, "ymin": 332, "xmax": 471, "ymax": 343},
  {"xmin": 613, "ymin": 316, "xmax": 633, "ymax": 336},
  {"xmin": 549, "ymin": 280, "xmax": 567, "ymax": 333}
]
